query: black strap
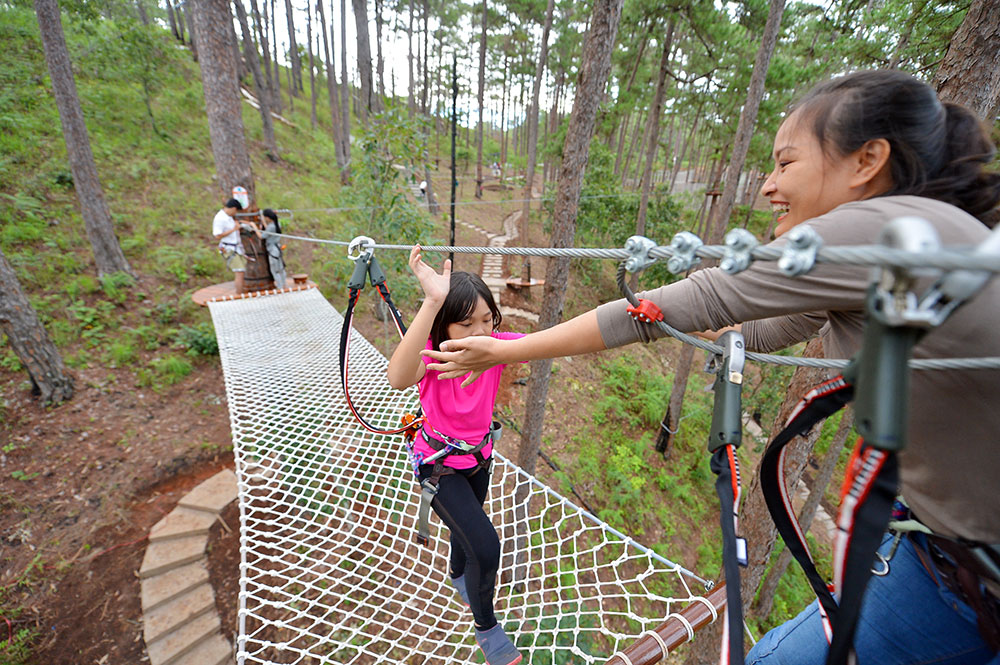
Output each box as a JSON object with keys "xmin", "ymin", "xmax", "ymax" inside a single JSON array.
[
  {"xmin": 760, "ymin": 374, "xmax": 900, "ymax": 665},
  {"xmin": 711, "ymin": 444, "xmax": 745, "ymax": 665}
]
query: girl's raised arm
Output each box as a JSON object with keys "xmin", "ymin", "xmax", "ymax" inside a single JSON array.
[
  {"xmin": 386, "ymin": 246, "xmax": 451, "ymax": 389},
  {"xmin": 422, "ymin": 309, "xmax": 606, "ymax": 387}
]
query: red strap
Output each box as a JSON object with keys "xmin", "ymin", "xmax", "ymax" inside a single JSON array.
[{"xmin": 626, "ymin": 299, "xmax": 663, "ymax": 324}]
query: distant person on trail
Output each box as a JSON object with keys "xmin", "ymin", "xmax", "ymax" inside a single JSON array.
[
  {"xmin": 260, "ymin": 208, "xmax": 287, "ymax": 289},
  {"xmin": 421, "ymin": 70, "xmax": 1000, "ymax": 665},
  {"xmin": 419, "ymin": 180, "xmax": 428, "ymax": 199},
  {"xmin": 386, "ymin": 246, "xmax": 525, "ymax": 665},
  {"xmin": 212, "ymin": 198, "xmax": 247, "ymax": 293}
]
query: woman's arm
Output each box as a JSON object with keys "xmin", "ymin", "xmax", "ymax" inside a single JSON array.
[{"xmin": 422, "ymin": 309, "xmax": 606, "ymax": 385}]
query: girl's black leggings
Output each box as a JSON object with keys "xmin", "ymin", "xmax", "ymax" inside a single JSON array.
[{"xmin": 418, "ymin": 463, "xmax": 500, "ymax": 630}]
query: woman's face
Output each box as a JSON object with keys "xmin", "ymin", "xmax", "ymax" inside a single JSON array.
[
  {"xmin": 761, "ymin": 112, "xmax": 870, "ymax": 238},
  {"xmin": 445, "ymin": 296, "xmax": 494, "ymax": 341}
]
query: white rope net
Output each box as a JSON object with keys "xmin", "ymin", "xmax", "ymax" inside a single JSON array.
[{"xmin": 209, "ymin": 288, "xmax": 713, "ymax": 665}]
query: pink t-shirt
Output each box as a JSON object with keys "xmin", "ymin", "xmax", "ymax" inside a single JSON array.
[{"xmin": 413, "ymin": 331, "xmax": 525, "ymax": 469}]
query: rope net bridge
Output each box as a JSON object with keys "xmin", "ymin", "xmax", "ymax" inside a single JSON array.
[{"xmin": 209, "ymin": 288, "xmax": 719, "ymax": 665}]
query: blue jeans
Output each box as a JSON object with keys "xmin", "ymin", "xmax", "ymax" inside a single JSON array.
[{"xmin": 747, "ymin": 534, "xmax": 999, "ymax": 665}]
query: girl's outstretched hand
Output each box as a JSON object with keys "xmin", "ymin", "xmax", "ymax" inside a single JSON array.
[
  {"xmin": 421, "ymin": 336, "xmax": 500, "ymax": 387},
  {"xmin": 409, "ymin": 245, "xmax": 451, "ymax": 303}
]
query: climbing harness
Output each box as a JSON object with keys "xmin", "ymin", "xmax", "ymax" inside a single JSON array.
[
  {"xmin": 761, "ymin": 217, "xmax": 1000, "ymax": 665},
  {"xmin": 338, "ymin": 236, "xmax": 417, "ymax": 436},
  {"xmin": 414, "ymin": 421, "xmax": 502, "ymax": 546},
  {"xmin": 337, "ymin": 236, "xmax": 504, "ymax": 547},
  {"xmin": 706, "ymin": 331, "xmax": 748, "ymax": 665}
]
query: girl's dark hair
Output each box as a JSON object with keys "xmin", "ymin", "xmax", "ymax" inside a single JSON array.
[
  {"xmin": 429, "ymin": 271, "xmax": 502, "ymax": 351},
  {"xmin": 262, "ymin": 208, "xmax": 281, "ymax": 234},
  {"xmin": 792, "ymin": 70, "xmax": 1000, "ymax": 226},
  {"xmin": 225, "ymin": 198, "xmax": 243, "ymax": 210}
]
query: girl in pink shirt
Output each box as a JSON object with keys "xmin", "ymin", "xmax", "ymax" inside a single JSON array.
[{"xmin": 387, "ymin": 246, "xmax": 523, "ymax": 665}]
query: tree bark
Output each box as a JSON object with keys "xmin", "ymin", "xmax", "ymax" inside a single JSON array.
[
  {"xmin": 374, "ymin": 0, "xmax": 384, "ymax": 99},
  {"xmin": 33, "ymin": 0, "xmax": 133, "ymax": 278},
  {"xmin": 248, "ymin": 0, "xmax": 277, "ymax": 111},
  {"xmin": 166, "ymin": 0, "xmax": 181, "ymax": 41},
  {"xmin": 284, "ymin": 0, "xmax": 302, "ymax": 94},
  {"xmin": 708, "ymin": 0, "xmax": 786, "ymax": 245},
  {"xmin": 518, "ymin": 0, "xmax": 624, "ymax": 475},
  {"xmin": 191, "ymin": 0, "xmax": 256, "ymax": 201},
  {"xmin": 353, "ymin": 0, "xmax": 375, "ymax": 123},
  {"xmin": 268, "ymin": 0, "xmax": 281, "ymax": 111},
  {"xmin": 518, "ymin": 0, "xmax": 556, "ymax": 283},
  {"xmin": 306, "ymin": 0, "xmax": 317, "ymax": 128},
  {"xmin": 318, "ymin": 0, "xmax": 345, "ymax": 169},
  {"xmin": 0, "ymin": 250, "xmax": 74, "ymax": 404},
  {"xmin": 234, "ymin": 0, "xmax": 278, "ymax": 159},
  {"xmin": 755, "ymin": 410, "xmax": 854, "ymax": 620},
  {"xmin": 420, "ymin": 0, "xmax": 429, "ymax": 114},
  {"xmin": 635, "ymin": 20, "xmax": 674, "ymax": 239},
  {"xmin": 340, "ymin": 0, "xmax": 351, "ymax": 180},
  {"xmin": 184, "ymin": 1, "xmax": 198, "ymax": 60},
  {"xmin": 684, "ymin": 338, "xmax": 830, "ymax": 664},
  {"xmin": 475, "ymin": 0, "xmax": 487, "ymax": 199},
  {"xmin": 406, "ymin": 0, "xmax": 414, "ymax": 117},
  {"xmin": 932, "ymin": 0, "xmax": 1000, "ymax": 121}
]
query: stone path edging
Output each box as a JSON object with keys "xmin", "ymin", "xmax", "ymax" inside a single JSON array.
[{"xmin": 139, "ymin": 469, "xmax": 238, "ymax": 665}]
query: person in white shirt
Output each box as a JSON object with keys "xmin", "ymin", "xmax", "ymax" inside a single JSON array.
[{"xmin": 212, "ymin": 198, "xmax": 246, "ymax": 292}]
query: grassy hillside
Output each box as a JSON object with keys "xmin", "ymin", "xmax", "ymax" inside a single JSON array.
[{"xmin": 0, "ymin": 6, "xmax": 833, "ymax": 662}]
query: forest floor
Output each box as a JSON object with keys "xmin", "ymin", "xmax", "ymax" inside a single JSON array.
[{"xmin": 1, "ymin": 169, "xmax": 678, "ymax": 664}]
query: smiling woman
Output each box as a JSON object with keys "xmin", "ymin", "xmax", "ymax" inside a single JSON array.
[{"xmin": 421, "ymin": 70, "xmax": 1000, "ymax": 665}]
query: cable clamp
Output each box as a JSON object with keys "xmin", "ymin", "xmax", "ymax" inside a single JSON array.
[
  {"xmin": 623, "ymin": 235, "xmax": 658, "ymax": 273},
  {"xmin": 778, "ymin": 226, "xmax": 823, "ymax": 277},
  {"xmin": 347, "ymin": 235, "xmax": 375, "ymax": 260},
  {"xmin": 667, "ymin": 231, "xmax": 703, "ymax": 274},
  {"xmin": 720, "ymin": 228, "xmax": 758, "ymax": 275},
  {"xmin": 871, "ymin": 217, "xmax": 942, "ymax": 327},
  {"xmin": 626, "ymin": 299, "xmax": 663, "ymax": 324}
]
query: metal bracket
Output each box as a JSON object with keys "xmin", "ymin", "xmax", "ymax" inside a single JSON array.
[
  {"xmin": 720, "ymin": 229, "xmax": 758, "ymax": 275},
  {"xmin": 915, "ymin": 220, "xmax": 1000, "ymax": 327},
  {"xmin": 707, "ymin": 331, "xmax": 745, "ymax": 452},
  {"xmin": 668, "ymin": 232, "xmax": 703, "ymax": 274},
  {"xmin": 624, "ymin": 235, "xmax": 658, "ymax": 274},
  {"xmin": 870, "ymin": 217, "xmax": 942, "ymax": 328},
  {"xmin": 778, "ymin": 226, "xmax": 823, "ymax": 277},
  {"xmin": 347, "ymin": 235, "xmax": 375, "ymax": 261}
]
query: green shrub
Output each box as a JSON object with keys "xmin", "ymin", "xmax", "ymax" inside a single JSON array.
[
  {"xmin": 177, "ymin": 322, "xmax": 218, "ymax": 356},
  {"xmin": 100, "ymin": 271, "xmax": 135, "ymax": 303},
  {"xmin": 64, "ymin": 274, "xmax": 100, "ymax": 300},
  {"xmin": 107, "ymin": 341, "xmax": 137, "ymax": 367},
  {"xmin": 149, "ymin": 354, "xmax": 193, "ymax": 384}
]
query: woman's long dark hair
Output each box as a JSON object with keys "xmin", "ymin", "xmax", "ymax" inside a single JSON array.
[
  {"xmin": 429, "ymin": 272, "xmax": 502, "ymax": 351},
  {"xmin": 792, "ymin": 70, "xmax": 1000, "ymax": 226},
  {"xmin": 262, "ymin": 208, "xmax": 282, "ymax": 235}
]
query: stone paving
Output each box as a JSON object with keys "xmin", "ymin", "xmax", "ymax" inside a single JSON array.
[{"xmin": 139, "ymin": 469, "xmax": 238, "ymax": 665}]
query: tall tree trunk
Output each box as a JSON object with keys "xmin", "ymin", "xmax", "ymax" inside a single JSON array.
[
  {"xmin": 248, "ymin": 0, "xmax": 277, "ymax": 111},
  {"xmin": 518, "ymin": 0, "xmax": 624, "ymax": 476},
  {"xmin": 420, "ymin": 0, "xmax": 429, "ymax": 114},
  {"xmin": 544, "ymin": 70, "xmax": 563, "ymax": 186},
  {"xmin": 33, "ymin": 0, "xmax": 133, "ymax": 277},
  {"xmin": 620, "ymin": 108, "xmax": 646, "ymax": 188},
  {"xmin": 184, "ymin": 1, "xmax": 198, "ymax": 60},
  {"xmin": 685, "ymin": 338, "xmax": 829, "ymax": 664},
  {"xmin": 668, "ymin": 110, "xmax": 700, "ymax": 194},
  {"xmin": 284, "ymin": 0, "xmax": 302, "ymax": 94},
  {"xmin": 166, "ymin": 0, "xmax": 181, "ymax": 41},
  {"xmin": 613, "ymin": 110, "xmax": 632, "ymax": 176},
  {"xmin": 227, "ymin": 3, "xmax": 245, "ymax": 81},
  {"xmin": 755, "ymin": 410, "xmax": 854, "ymax": 620},
  {"xmin": 635, "ymin": 20, "xmax": 674, "ymax": 239},
  {"xmin": 658, "ymin": 342, "xmax": 695, "ymax": 456},
  {"xmin": 932, "ymin": 0, "xmax": 1000, "ymax": 121},
  {"xmin": 406, "ymin": 0, "xmax": 414, "ymax": 117},
  {"xmin": 374, "ymin": 0, "xmax": 384, "ymax": 99},
  {"xmin": 708, "ymin": 0, "xmax": 785, "ymax": 245},
  {"xmin": 318, "ymin": 0, "xmax": 345, "ymax": 169},
  {"xmin": 191, "ymin": 0, "xmax": 256, "ymax": 201},
  {"xmin": 0, "ymin": 249, "xmax": 74, "ymax": 405},
  {"xmin": 353, "ymin": 0, "xmax": 375, "ymax": 123},
  {"xmin": 518, "ymin": 0, "xmax": 555, "ymax": 283},
  {"xmin": 234, "ymin": 0, "xmax": 278, "ymax": 159},
  {"xmin": 475, "ymin": 0, "xmax": 487, "ymax": 199},
  {"xmin": 500, "ymin": 54, "xmax": 509, "ymax": 168},
  {"xmin": 306, "ymin": 0, "xmax": 317, "ymax": 128},
  {"xmin": 269, "ymin": 0, "xmax": 281, "ymax": 111},
  {"xmin": 340, "ymin": 0, "xmax": 351, "ymax": 180}
]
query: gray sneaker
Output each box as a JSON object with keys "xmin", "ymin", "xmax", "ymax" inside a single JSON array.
[
  {"xmin": 450, "ymin": 574, "xmax": 471, "ymax": 607},
  {"xmin": 475, "ymin": 624, "xmax": 522, "ymax": 665}
]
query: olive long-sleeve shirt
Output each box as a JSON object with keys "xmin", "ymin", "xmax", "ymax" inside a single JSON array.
[{"xmin": 596, "ymin": 195, "xmax": 1000, "ymax": 542}]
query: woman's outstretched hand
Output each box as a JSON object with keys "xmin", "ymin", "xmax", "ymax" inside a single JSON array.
[
  {"xmin": 409, "ymin": 245, "xmax": 451, "ymax": 304},
  {"xmin": 421, "ymin": 336, "xmax": 501, "ymax": 387}
]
